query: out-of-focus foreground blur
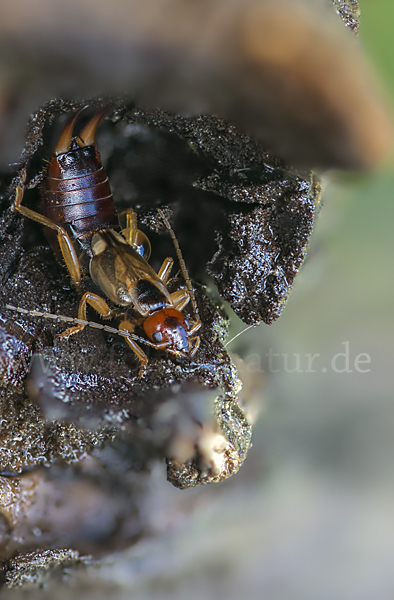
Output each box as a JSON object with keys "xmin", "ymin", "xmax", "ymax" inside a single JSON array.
[{"xmin": 1, "ymin": 0, "xmax": 394, "ymax": 597}]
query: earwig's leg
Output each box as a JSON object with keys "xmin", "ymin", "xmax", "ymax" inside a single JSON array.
[
  {"xmin": 158, "ymin": 257, "xmax": 174, "ymax": 284},
  {"xmin": 170, "ymin": 289, "xmax": 190, "ymax": 311},
  {"xmin": 119, "ymin": 320, "xmax": 149, "ymax": 379},
  {"xmin": 170, "ymin": 289, "xmax": 201, "ymax": 336},
  {"xmin": 189, "ymin": 336, "xmax": 201, "ymax": 357},
  {"xmin": 14, "ymin": 170, "xmax": 82, "ymax": 285},
  {"xmin": 60, "ymin": 292, "xmax": 111, "ymax": 338},
  {"xmin": 118, "ymin": 319, "xmax": 136, "ymax": 335},
  {"xmin": 118, "ymin": 208, "xmax": 152, "ymax": 260},
  {"xmin": 118, "ymin": 209, "xmax": 138, "ymax": 245},
  {"xmin": 188, "ymin": 319, "xmax": 202, "ymax": 335}
]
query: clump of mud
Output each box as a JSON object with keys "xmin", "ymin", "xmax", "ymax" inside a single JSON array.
[{"xmin": 0, "ymin": 97, "xmax": 319, "ymax": 586}]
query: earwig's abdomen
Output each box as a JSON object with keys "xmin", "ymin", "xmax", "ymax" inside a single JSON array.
[{"xmin": 41, "ymin": 145, "xmax": 118, "ymax": 243}]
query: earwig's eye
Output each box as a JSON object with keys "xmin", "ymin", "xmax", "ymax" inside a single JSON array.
[{"xmin": 152, "ymin": 331, "xmax": 163, "ymax": 343}]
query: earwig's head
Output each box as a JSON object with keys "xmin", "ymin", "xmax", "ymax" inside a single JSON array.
[
  {"xmin": 143, "ymin": 308, "xmax": 192, "ymax": 356},
  {"xmin": 46, "ymin": 106, "xmax": 109, "ymax": 178}
]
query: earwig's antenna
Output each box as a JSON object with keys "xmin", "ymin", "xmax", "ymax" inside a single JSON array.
[
  {"xmin": 224, "ymin": 325, "xmax": 255, "ymax": 348},
  {"xmin": 157, "ymin": 209, "xmax": 200, "ymax": 320},
  {"xmin": 5, "ymin": 304, "xmax": 161, "ymax": 350}
]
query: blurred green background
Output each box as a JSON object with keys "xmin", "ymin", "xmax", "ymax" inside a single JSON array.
[{"xmin": 359, "ymin": 0, "xmax": 394, "ymax": 100}]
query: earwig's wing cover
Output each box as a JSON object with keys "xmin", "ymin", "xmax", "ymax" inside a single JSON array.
[{"xmin": 89, "ymin": 241, "xmax": 171, "ymax": 307}]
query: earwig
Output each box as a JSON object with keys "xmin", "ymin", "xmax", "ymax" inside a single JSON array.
[{"xmin": 13, "ymin": 107, "xmax": 201, "ymax": 377}]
